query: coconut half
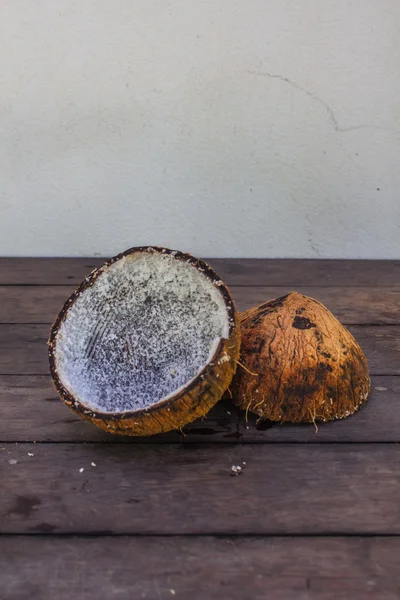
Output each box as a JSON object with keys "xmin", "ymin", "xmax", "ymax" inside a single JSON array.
[
  {"xmin": 232, "ymin": 292, "xmax": 370, "ymax": 423},
  {"xmin": 49, "ymin": 247, "xmax": 240, "ymax": 435}
]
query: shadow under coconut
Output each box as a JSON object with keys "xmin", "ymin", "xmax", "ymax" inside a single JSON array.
[{"xmin": 72, "ymin": 391, "xmax": 373, "ymax": 445}]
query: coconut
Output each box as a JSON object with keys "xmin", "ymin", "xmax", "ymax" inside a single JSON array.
[
  {"xmin": 49, "ymin": 246, "xmax": 240, "ymax": 436},
  {"xmin": 232, "ymin": 292, "xmax": 370, "ymax": 423}
]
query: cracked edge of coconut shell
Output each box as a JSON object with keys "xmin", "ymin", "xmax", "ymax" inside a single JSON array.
[{"xmin": 48, "ymin": 246, "xmax": 241, "ymax": 436}]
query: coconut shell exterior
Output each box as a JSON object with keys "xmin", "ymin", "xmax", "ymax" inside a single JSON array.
[
  {"xmin": 232, "ymin": 292, "xmax": 370, "ymax": 423},
  {"xmin": 48, "ymin": 246, "xmax": 240, "ymax": 436}
]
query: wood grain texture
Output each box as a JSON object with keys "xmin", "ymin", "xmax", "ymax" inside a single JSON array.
[
  {"xmin": 1, "ymin": 536, "xmax": 399, "ymax": 600},
  {"xmin": 0, "ymin": 375, "xmax": 398, "ymax": 443},
  {"xmin": 1, "ymin": 258, "xmax": 399, "ymax": 287},
  {"xmin": 0, "ymin": 258, "xmax": 103, "ymax": 286},
  {"xmin": 2, "ymin": 257, "xmax": 400, "ymax": 600},
  {"xmin": 2, "ymin": 443, "xmax": 400, "ymax": 534},
  {"xmin": 0, "ymin": 324, "xmax": 397, "ymax": 375},
  {"xmin": 1, "ymin": 285, "xmax": 400, "ymax": 324}
]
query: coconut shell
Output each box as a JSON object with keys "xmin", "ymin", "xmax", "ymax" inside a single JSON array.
[
  {"xmin": 49, "ymin": 246, "xmax": 240, "ymax": 436},
  {"xmin": 232, "ymin": 292, "xmax": 370, "ymax": 423}
]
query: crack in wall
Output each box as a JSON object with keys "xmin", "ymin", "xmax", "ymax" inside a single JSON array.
[{"xmin": 246, "ymin": 70, "xmax": 388, "ymax": 133}]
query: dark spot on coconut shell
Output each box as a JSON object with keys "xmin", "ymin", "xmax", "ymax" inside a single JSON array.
[
  {"xmin": 320, "ymin": 351, "xmax": 332, "ymax": 359},
  {"xmin": 257, "ymin": 302, "xmax": 273, "ymax": 311},
  {"xmin": 327, "ymin": 386, "xmax": 338, "ymax": 400},
  {"xmin": 296, "ymin": 308, "xmax": 305, "ymax": 315},
  {"xmin": 284, "ymin": 383, "xmax": 318, "ymax": 397},
  {"xmin": 247, "ymin": 316, "xmax": 262, "ymax": 327},
  {"xmin": 318, "ymin": 362, "xmax": 333, "ymax": 373},
  {"xmin": 248, "ymin": 295, "xmax": 291, "ymax": 326},
  {"xmin": 258, "ymin": 294, "xmax": 289, "ymax": 312},
  {"xmin": 257, "ymin": 337, "xmax": 266, "ymax": 352},
  {"xmin": 339, "ymin": 360, "xmax": 359, "ymax": 383},
  {"xmin": 292, "ymin": 316, "xmax": 316, "ymax": 330}
]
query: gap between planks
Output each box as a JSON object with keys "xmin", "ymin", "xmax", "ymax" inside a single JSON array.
[{"xmin": 2, "ymin": 532, "xmax": 400, "ymax": 538}]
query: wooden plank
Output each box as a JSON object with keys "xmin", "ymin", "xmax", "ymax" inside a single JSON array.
[
  {"xmin": 0, "ymin": 325, "xmax": 49, "ymax": 375},
  {"xmin": 1, "ymin": 536, "xmax": 399, "ymax": 600},
  {"xmin": 0, "ymin": 258, "xmax": 103, "ymax": 286},
  {"xmin": 1, "ymin": 443, "xmax": 400, "ymax": 534},
  {"xmin": 1, "ymin": 285, "xmax": 400, "ymax": 325},
  {"xmin": 1, "ymin": 258, "xmax": 399, "ymax": 287},
  {"xmin": 0, "ymin": 324, "xmax": 397, "ymax": 375},
  {"xmin": 0, "ymin": 375, "xmax": 398, "ymax": 443},
  {"xmin": 0, "ymin": 286, "xmax": 74, "ymax": 324},
  {"xmin": 209, "ymin": 258, "xmax": 400, "ymax": 289}
]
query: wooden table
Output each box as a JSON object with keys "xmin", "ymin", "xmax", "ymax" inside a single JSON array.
[{"xmin": 1, "ymin": 258, "xmax": 400, "ymax": 600}]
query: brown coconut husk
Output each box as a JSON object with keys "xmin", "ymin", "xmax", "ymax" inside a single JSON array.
[
  {"xmin": 49, "ymin": 246, "xmax": 240, "ymax": 436},
  {"xmin": 232, "ymin": 292, "xmax": 370, "ymax": 423}
]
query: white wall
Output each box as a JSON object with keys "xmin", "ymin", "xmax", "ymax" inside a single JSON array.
[{"xmin": 1, "ymin": 0, "xmax": 399, "ymax": 258}]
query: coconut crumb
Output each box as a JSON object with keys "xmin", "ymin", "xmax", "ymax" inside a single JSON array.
[
  {"xmin": 375, "ymin": 386, "xmax": 387, "ymax": 392},
  {"xmin": 231, "ymin": 465, "xmax": 242, "ymax": 476},
  {"xmin": 170, "ymin": 591, "xmax": 176, "ymax": 596},
  {"xmin": 79, "ymin": 467, "xmax": 85, "ymax": 473},
  {"xmin": 28, "ymin": 453, "xmax": 34, "ymax": 457},
  {"xmin": 91, "ymin": 462, "xmax": 96, "ymax": 467},
  {"xmin": 8, "ymin": 459, "xmax": 18, "ymax": 465}
]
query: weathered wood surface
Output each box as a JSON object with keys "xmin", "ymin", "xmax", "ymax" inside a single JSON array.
[
  {"xmin": 0, "ymin": 324, "xmax": 397, "ymax": 375},
  {"xmin": 0, "ymin": 375, "xmax": 397, "ymax": 443},
  {"xmin": 1, "ymin": 443, "xmax": 400, "ymax": 535},
  {"xmin": 1, "ymin": 257, "xmax": 399, "ymax": 287},
  {"xmin": 1, "ymin": 536, "xmax": 399, "ymax": 600},
  {"xmin": 1, "ymin": 257, "xmax": 399, "ymax": 600},
  {"xmin": 1, "ymin": 285, "xmax": 399, "ymax": 324}
]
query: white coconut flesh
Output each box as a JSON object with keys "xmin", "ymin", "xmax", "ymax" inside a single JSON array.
[{"xmin": 54, "ymin": 252, "xmax": 231, "ymax": 414}]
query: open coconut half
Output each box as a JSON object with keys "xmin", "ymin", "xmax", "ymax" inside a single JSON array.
[{"xmin": 49, "ymin": 247, "xmax": 240, "ymax": 435}]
